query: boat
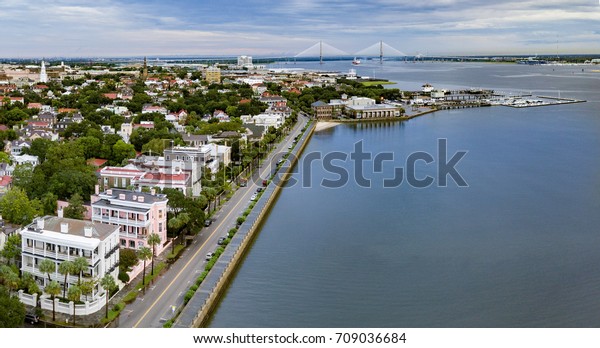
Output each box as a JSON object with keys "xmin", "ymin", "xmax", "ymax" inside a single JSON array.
[{"xmin": 352, "ymin": 57, "xmax": 361, "ymax": 65}]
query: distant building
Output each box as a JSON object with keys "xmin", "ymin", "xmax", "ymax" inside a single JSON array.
[
  {"xmin": 311, "ymin": 101, "xmax": 333, "ymax": 120},
  {"xmin": 237, "ymin": 55, "xmax": 253, "ymax": 69},
  {"xmin": 205, "ymin": 65, "xmax": 221, "ymax": 84}
]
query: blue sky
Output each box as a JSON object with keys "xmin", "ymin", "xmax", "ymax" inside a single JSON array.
[{"xmin": 1, "ymin": 0, "xmax": 599, "ymax": 57}]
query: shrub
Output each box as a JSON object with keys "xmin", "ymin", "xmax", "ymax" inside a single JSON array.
[
  {"xmin": 190, "ymin": 284, "xmax": 198, "ymax": 292},
  {"xmin": 123, "ymin": 290, "xmax": 138, "ymax": 304},
  {"xmin": 113, "ymin": 302, "xmax": 124, "ymax": 312},
  {"xmin": 118, "ymin": 271, "xmax": 130, "ymax": 283},
  {"xmin": 228, "ymin": 228, "xmax": 237, "ymax": 237},
  {"xmin": 237, "ymin": 217, "xmax": 245, "ymax": 225},
  {"xmin": 163, "ymin": 320, "xmax": 173, "ymax": 328},
  {"xmin": 184, "ymin": 290, "xmax": 195, "ymax": 304}
]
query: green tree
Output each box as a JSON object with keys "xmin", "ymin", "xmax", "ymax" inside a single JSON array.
[
  {"xmin": 67, "ymin": 285, "xmax": 81, "ymax": 325},
  {"xmin": 0, "ymin": 285, "xmax": 26, "ymax": 327},
  {"xmin": 58, "ymin": 260, "xmax": 74, "ymax": 298},
  {"xmin": 80, "ymin": 278, "xmax": 95, "ymax": 301},
  {"xmin": 141, "ymin": 138, "xmax": 166, "ymax": 156},
  {"xmin": 0, "ymin": 234, "xmax": 21, "ymax": 266},
  {"xmin": 137, "ymin": 247, "xmax": 152, "ymax": 286},
  {"xmin": 147, "ymin": 233, "xmax": 161, "ymax": 276},
  {"xmin": 40, "ymin": 192, "xmax": 58, "ymax": 215},
  {"xmin": 119, "ymin": 248, "xmax": 138, "ymax": 273},
  {"xmin": 75, "ymin": 136, "xmax": 102, "ymax": 159},
  {"xmin": 63, "ymin": 193, "xmax": 86, "ymax": 220},
  {"xmin": 20, "ymin": 272, "xmax": 40, "ymax": 295},
  {"xmin": 72, "ymin": 256, "xmax": 88, "ymax": 284},
  {"xmin": 100, "ymin": 274, "xmax": 116, "ymax": 319},
  {"xmin": 45, "ymin": 280, "xmax": 61, "ymax": 322},
  {"xmin": 0, "ymin": 188, "xmax": 42, "ymax": 225},
  {"xmin": 111, "ymin": 139, "xmax": 136, "ymax": 165},
  {"xmin": 0, "ymin": 152, "xmax": 10, "ymax": 164},
  {"xmin": 0, "ymin": 265, "xmax": 20, "ymax": 294},
  {"xmin": 203, "ymin": 187, "xmax": 217, "ymax": 213},
  {"xmin": 38, "ymin": 259, "xmax": 56, "ymax": 285},
  {"xmin": 24, "ymin": 138, "xmax": 54, "ymax": 163}
]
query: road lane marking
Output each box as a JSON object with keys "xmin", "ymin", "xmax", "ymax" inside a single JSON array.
[{"xmin": 132, "ymin": 121, "xmax": 307, "ymax": 328}]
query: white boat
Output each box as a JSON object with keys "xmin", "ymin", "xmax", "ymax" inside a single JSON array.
[{"xmin": 352, "ymin": 57, "xmax": 361, "ymax": 65}]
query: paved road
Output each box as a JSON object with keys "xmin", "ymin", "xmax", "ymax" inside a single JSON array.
[{"xmin": 119, "ymin": 114, "xmax": 310, "ymax": 328}]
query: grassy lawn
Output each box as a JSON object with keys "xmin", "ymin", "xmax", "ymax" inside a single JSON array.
[{"xmin": 361, "ymin": 80, "xmax": 396, "ymax": 87}]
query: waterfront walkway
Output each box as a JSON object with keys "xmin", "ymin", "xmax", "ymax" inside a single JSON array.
[
  {"xmin": 117, "ymin": 114, "xmax": 310, "ymax": 328},
  {"xmin": 173, "ymin": 116, "xmax": 315, "ymax": 328}
]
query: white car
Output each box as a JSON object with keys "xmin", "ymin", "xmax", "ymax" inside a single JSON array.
[{"xmin": 250, "ymin": 194, "xmax": 257, "ymax": 201}]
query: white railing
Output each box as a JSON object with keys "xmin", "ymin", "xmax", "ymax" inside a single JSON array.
[{"xmin": 18, "ymin": 290, "xmax": 107, "ymax": 316}]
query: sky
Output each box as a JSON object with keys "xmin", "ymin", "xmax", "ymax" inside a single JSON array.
[{"xmin": 1, "ymin": 0, "xmax": 599, "ymax": 58}]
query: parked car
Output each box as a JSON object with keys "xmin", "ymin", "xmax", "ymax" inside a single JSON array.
[
  {"xmin": 256, "ymin": 187, "xmax": 263, "ymax": 193},
  {"xmin": 205, "ymin": 252, "xmax": 215, "ymax": 261},
  {"xmin": 218, "ymin": 236, "xmax": 227, "ymax": 245},
  {"xmin": 250, "ymin": 194, "xmax": 257, "ymax": 201},
  {"xmin": 25, "ymin": 313, "xmax": 39, "ymax": 325},
  {"xmin": 262, "ymin": 180, "xmax": 268, "ymax": 186},
  {"xmin": 239, "ymin": 180, "xmax": 247, "ymax": 187},
  {"xmin": 204, "ymin": 219, "xmax": 212, "ymax": 227}
]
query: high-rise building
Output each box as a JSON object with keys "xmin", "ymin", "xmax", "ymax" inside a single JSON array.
[{"xmin": 237, "ymin": 55, "xmax": 253, "ymax": 69}]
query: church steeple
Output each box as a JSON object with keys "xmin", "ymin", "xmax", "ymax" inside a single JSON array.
[
  {"xmin": 40, "ymin": 60, "xmax": 48, "ymax": 83},
  {"xmin": 142, "ymin": 56, "xmax": 148, "ymax": 81}
]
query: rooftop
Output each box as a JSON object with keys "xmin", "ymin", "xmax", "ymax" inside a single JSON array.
[{"xmin": 25, "ymin": 216, "xmax": 119, "ymax": 241}]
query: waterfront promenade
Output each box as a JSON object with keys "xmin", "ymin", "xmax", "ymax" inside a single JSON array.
[{"xmin": 117, "ymin": 114, "xmax": 310, "ymax": 328}]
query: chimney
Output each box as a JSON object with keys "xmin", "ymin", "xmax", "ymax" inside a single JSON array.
[
  {"xmin": 57, "ymin": 208, "xmax": 63, "ymax": 218},
  {"xmin": 84, "ymin": 226, "xmax": 93, "ymax": 238},
  {"xmin": 106, "ymin": 189, "xmax": 112, "ymax": 195},
  {"xmin": 150, "ymin": 188, "xmax": 156, "ymax": 196},
  {"xmin": 119, "ymin": 194, "xmax": 126, "ymax": 200},
  {"xmin": 95, "ymin": 184, "xmax": 99, "ymax": 195},
  {"xmin": 37, "ymin": 218, "xmax": 45, "ymax": 230},
  {"xmin": 60, "ymin": 222, "xmax": 69, "ymax": 233},
  {"xmin": 138, "ymin": 196, "xmax": 144, "ymax": 203}
]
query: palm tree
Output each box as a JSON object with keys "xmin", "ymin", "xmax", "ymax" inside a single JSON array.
[
  {"xmin": 45, "ymin": 281, "xmax": 61, "ymax": 322},
  {"xmin": 203, "ymin": 187, "xmax": 217, "ymax": 213},
  {"xmin": 147, "ymin": 233, "xmax": 161, "ymax": 276},
  {"xmin": 0, "ymin": 265, "xmax": 20, "ymax": 295},
  {"xmin": 38, "ymin": 259, "xmax": 55, "ymax": 285},
  {"xmin": 100, "ymin": 274, "xmax": 116, "ymax": 319},
  {"xmin": 72, "ymin": 257, "xmax": 88, "ymax": 284},
  {"xmin": 138, "ymin": 247, "xmax": 152, "ymax": 286},
  {"xmin": 58, "ymin": 260, "xmax": 75, "ymax": 298},
  {"xmin": 80, "ymin": 279, "xmax": 95, "ymax": 301},
  {"xmin": 67, "ymin": 285, "xmax": 81, "ymax": 326}
]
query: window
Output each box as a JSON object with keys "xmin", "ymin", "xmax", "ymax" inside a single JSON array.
[
  {"xmin": 129, "ymin": 240, "xmax": 135, "ymax": 248},
  {"xmin": 120, "ymin": 239, "xmax": 126, "ymax": 246},
  {"xmin": 158, "ymin": 223, "xmax": 163, "ymax": 232},
  {"xmin": 158, "ymin": 210, "xmax": 163, "ymax": 219}
]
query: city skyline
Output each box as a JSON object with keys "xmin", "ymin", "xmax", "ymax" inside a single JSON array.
[{"xmin": 1, "ymin": 0, "xmax": 599, "ymax": 58}]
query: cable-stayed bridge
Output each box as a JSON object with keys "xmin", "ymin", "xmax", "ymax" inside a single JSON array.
[{"xmin": 294, "ymin": 41, "xmax": 407, "ymax": 64}]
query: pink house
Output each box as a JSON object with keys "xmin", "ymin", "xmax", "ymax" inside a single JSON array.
[{"xmin": 90, "ymin": 188, "xmax": 168, "ymax": 255}]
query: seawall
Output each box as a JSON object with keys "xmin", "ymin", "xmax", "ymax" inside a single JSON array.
[{"xmin": 173, "ymin": 120, "xmax": 316, "ymax": 328}]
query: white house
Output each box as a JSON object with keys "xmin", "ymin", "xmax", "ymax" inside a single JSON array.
[{"xmin": 20, "ymin": 216, "xmax": 120, "ymax": 314}]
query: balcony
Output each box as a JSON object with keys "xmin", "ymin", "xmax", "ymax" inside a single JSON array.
[{"xmin": 93, "ymin": 214, "xmax": 149, "ymax": 227}]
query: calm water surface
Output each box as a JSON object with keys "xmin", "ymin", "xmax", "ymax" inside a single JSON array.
[{"xmin": 209, "ymin": 61, "xmax": 600, "ymax": 327}]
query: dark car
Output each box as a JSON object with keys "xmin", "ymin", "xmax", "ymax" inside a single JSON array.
[
  {"xmin": 256, "ymin": 187, "xmax": 263, "ymax": 193},
  {"xmin": 204, "ymin": 219, "xmax": 212, "ymax": 227},
  {"xmin": 239, "ymin": 181, "xmax": 247, "ymax": 187},
  {"xmin": 25, "ymin": 313, "xmax": 39, "ymax": 325}
]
